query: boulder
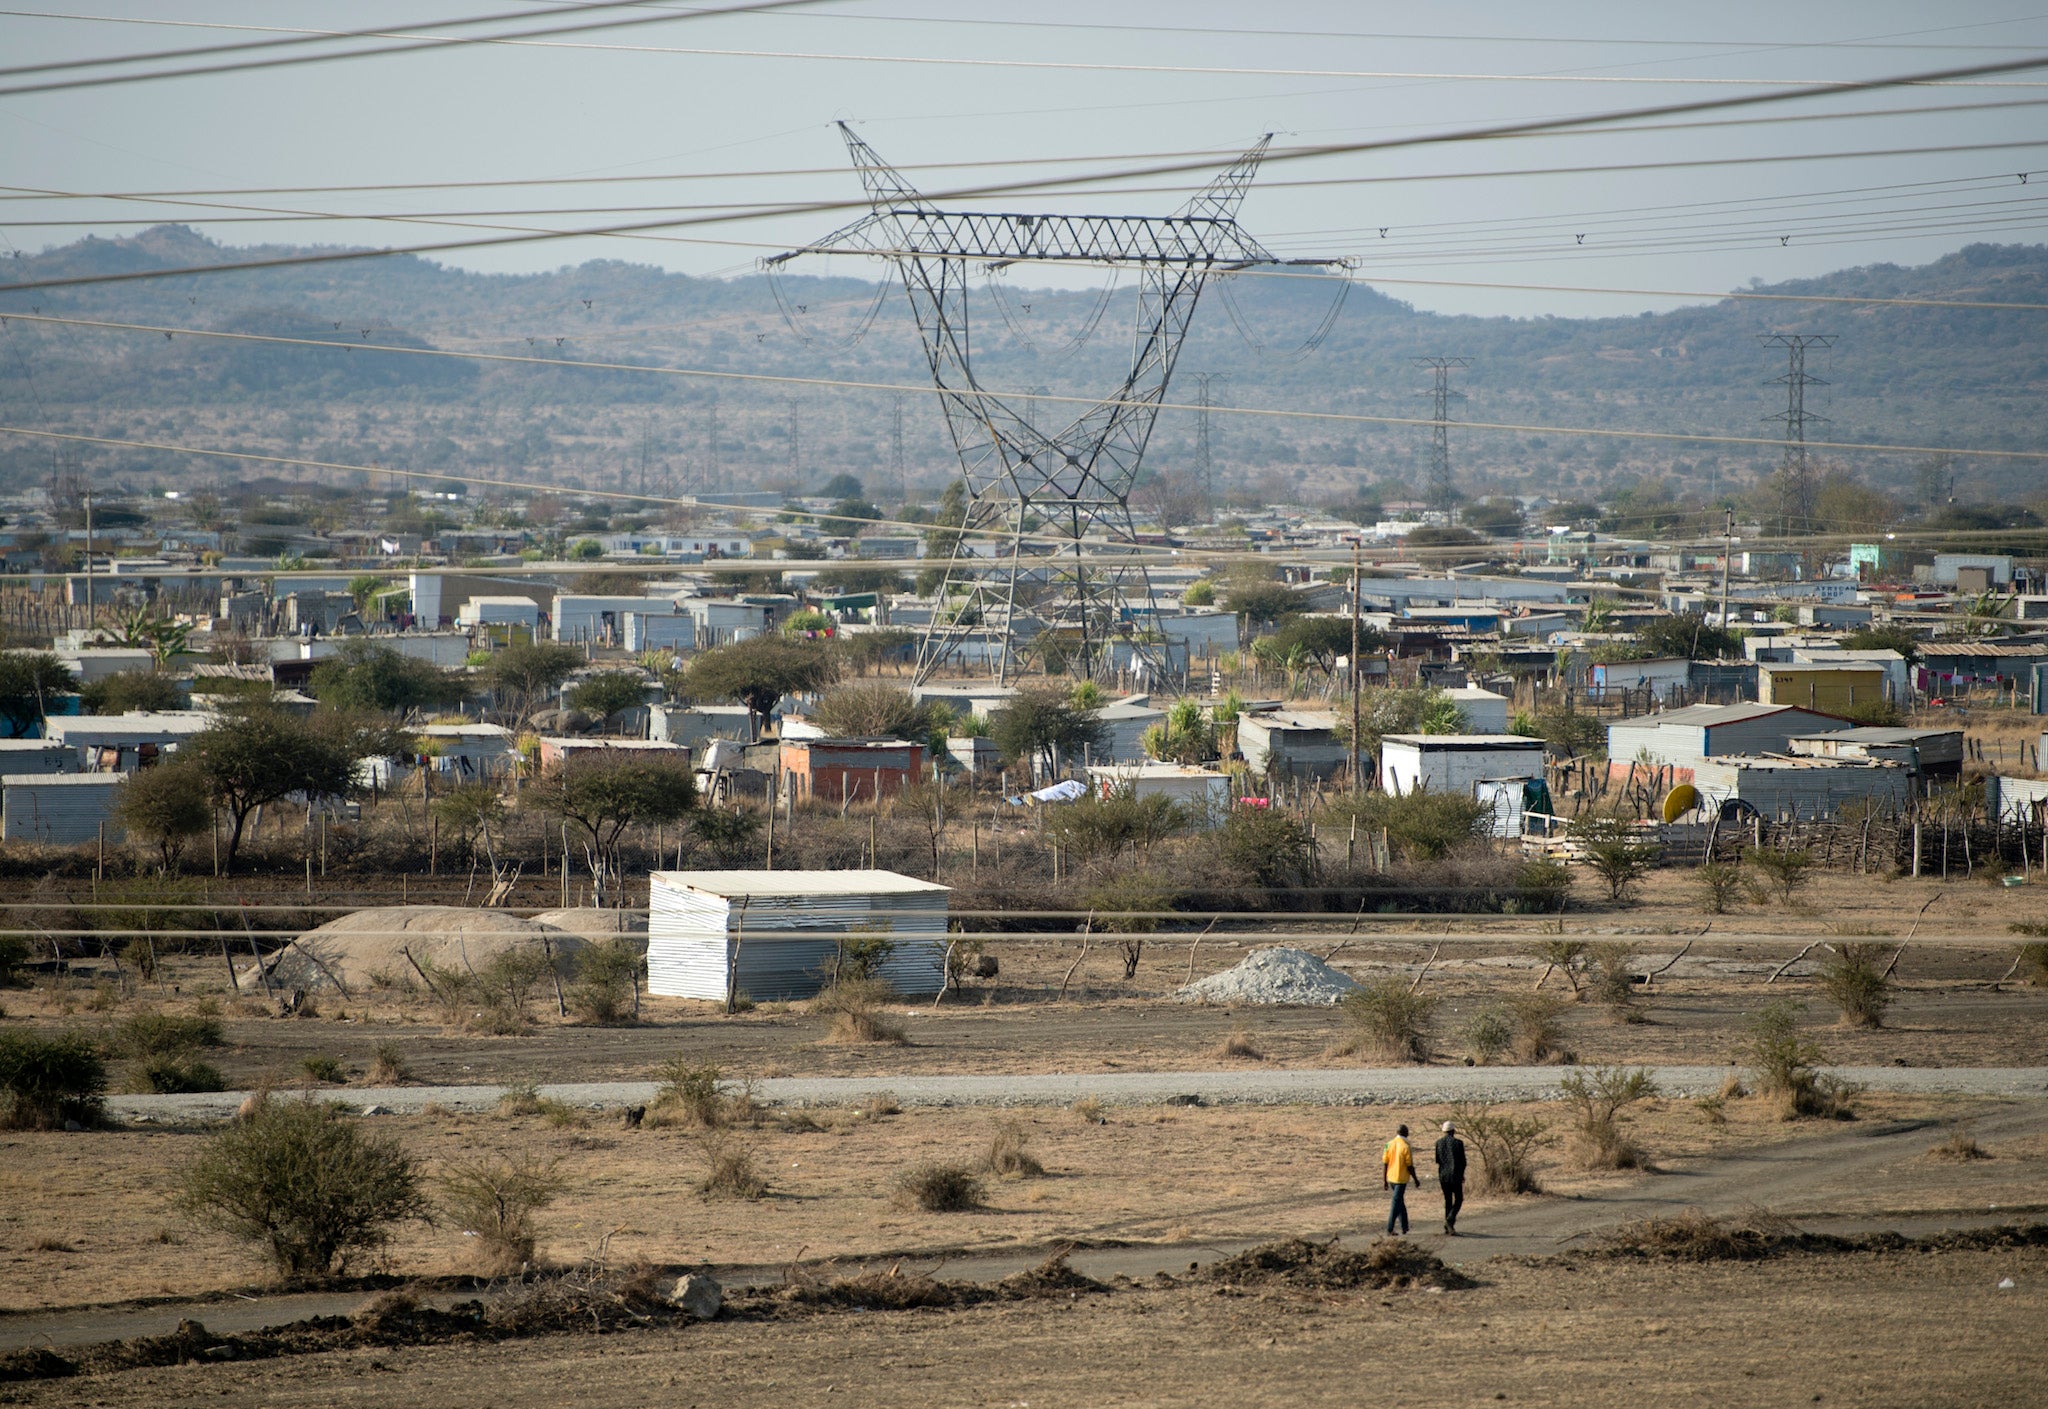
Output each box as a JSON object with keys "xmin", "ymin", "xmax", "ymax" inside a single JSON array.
[{"xmin": 670, "ymin": 1272, "xmax": 722, "ymax": 1320}]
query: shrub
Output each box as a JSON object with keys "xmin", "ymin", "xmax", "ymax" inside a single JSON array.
[
  {"xmin": 1214, "ymin": 1027, "xmax": 1264, "ymax": 1061},
  {"xmin": 178, "ymin": 1101, "xmax": 426, "ymax": 1281},
  {"xmin": 1508, "ymin": 992, "xmax": 1573, "ymax": 1063},
  {"xmin": 813, "ymin": 978, "xmax": 907, "ymax": 1045},
  {"xmin": 1928, "ymin": 1130, "xmax": 1990, "ymax": 1162},
  {"xmin": 0, "ymin": 1030, "xmax": 107, "ymax": 1130},
  {"xmin": 1511, "ymin": 859, "xmax": 1572, "ymax": 913},
  {"xmin": 569, "ymin": 941, "xmax": 641, "ymax": 1025},
  {"xmin": 367, "ymin": 1043, "xmax": 412, "ymax": 1086},
  {"xmin": 1215, "ymin": 806, "xmax": 1315, "ymax": 889},
  {"xmin": 1574, "ymin": 818, "xmax": 1659, "ymax": 901},
  {"xmin": 0, "ymin": 934, "xmax": 32, "ymax": 987},
  {"xmin": 893, "ymin": 1162, "xmax": 984, "ymax": 1212},
  {"xmin": 981, "ymin": 1119, "xmax": 1046, "ymax": 1179},
  {"xmin": 439, "ymin": 1154, "xmax": 567, "ymax": 1272},
  {"xmin": 2012, "ymin": 939, "xmax": 2048, "ymax": 987},
  {"xmin": 1447, "ymin": 1101, "xmax": 1548, "ymax": 1194},
  {"xmin": 1740, "ymin": 1000, "xmax": 1854, "ymax": 1120},
  {"xmin": 1463, "ymin": 1005, "xmax": 1514, "ymax": 1064},
  {"xmin": 831, "ymin": 923, "xmax": 896, "ymax": 984},
  {"xmin": 1559, "ymin": 1065, "xmax": 1659, "ymax": 1169},
  {"xmin": 1325, "ymin": 790, "xmax": 1490, "ymax": 862},
  {"xmin": 301, "ymin": 1055, "xmax": 348, "ymax": 1084},
  {"xmin": 1694, "ymin": 862, "xmax": 1744, "ymax": 914},
  {"xmin": 113, "ymin": 1010, "xmax": 224, "ymax": 1059},
  {"xmin": 133, "ymin": 1055, "xmax": 226, "ymax": 1094},
  {"xmin": 652, "ymin": 1059, "xmax": 726, "ymax": 1127},
  {"xmin": 1333, "ymin": 980, "xmax": 1437, "ymax": 1063},
  {"xmin": 1588, "ymin": 943, "xmax": 1643, "ymax": 1019},
  {"xmin": 1528, "ymin": 939, "xmax": 1590, "ymax": 996},
  {"xmin": 697, "ymin": 1134, "xmax": 767, "ymax": 1200},
  {"xmin": 1818, "ymin": 943, "xmax": 1893, "ymax": 1028},
  {"xmin": 1070, "ymin": 1096, "xmax": 1107, "ymax": 1125},
  {"xmin": 497, "ymin": 1082, "xmax": 544, "ymax": 1117},
  {"xmin": 1743, "ymin": 846, "xmax": 1815, "ymax": 904}
]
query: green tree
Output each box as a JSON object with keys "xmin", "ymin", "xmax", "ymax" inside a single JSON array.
[
  {"xmin": 309, "ymin": 641, "xmax": 469, "ymax": 715},
  {"xmin": 188, "ymin": 703, "xmax": 360, "ymax": 869},
  {"xmin": 346, "ymin": 575, "xmax": 390, "ymax": 613},
  {"xmin": 0, "ymin": 652, "xmax": 74, "ymax": 737},
  {"xmin": 1182, "ymin": 580, "xmax": 1216, "ymax": 607},
  {"xmin": 1223, "ymin": 578, "xmax": 1303, "ymax": 627},
  {"xmin": 79, "ymin": 669, "xmax": 183, "ymax": 715},
  {"xmin": 566, "ymin": 670, "xmax": 649, "ymax": 732},
  {"xmin": 178, "ymin": 1101, "xmax": 426, "ymax": 1281},
  {"xmin": 113, "ymin": 759, "xmax": 213, "ymax": 871},
  {"xmin": 1634, "ymin": 611, "xmax": 1741, "ymax": 661},
  {"xmin": 483, "ymin": 641, "xmax": 584, "ymax": 724},
  {"xmin": 432, "ymin": 780, "xmax": 506, "ymax": 871},
  {"xmin": 812, "ymin": 565, "xmax": 907, "ymax": 596},
  {"xmin": 1838, "ymin": 624, "xmax": 1922, "ymax": 663},
  {"xmin": 1460, "ymin": 497, "xmax": 1525, "ymax": 537},
  {"xmin": 1141, "ymin": 698, "xmax": 1218, "ymax": 765},
  {"xmin": 1253, "ymin": 615, "xmax": 1385, "ymax": 676},
  {"xmin": 1574, "ymin": 816, "xmax": 1660, "ymax": 901},
  {"xmin": 987, "ymin": 686, "xmax": 1106, "ymax": 777},
  {"xmin": 525, "ymin": 754, "xmax": 698, "ymax": 893},
  {"xmin": 681, "ymin": 636, "xmax": 839, "ymax": 734}
]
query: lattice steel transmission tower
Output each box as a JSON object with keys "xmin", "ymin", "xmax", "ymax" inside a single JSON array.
[
  {"xmin": 1760, "ymin": 333, "xmax": 1834, "ymax": 533},
  {"xmin": 1192, "ymin": 372, "xmax": 1227, "ymax": 501},
  {"xmin": 1416, "ymin": 356, "xmax": 1469, "ymax": 519},
  {"xmin": 774, "ymin": 124, "xmax": 1339, "ymax": 683},
  {"xmin": 890, "ymin": 393, "xmax": 907, "ymax": 499}
]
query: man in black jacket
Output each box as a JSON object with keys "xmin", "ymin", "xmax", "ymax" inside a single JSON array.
[{"xmin": 1434, "ymin": 1121, "xmax": 1467, "ymax": 1235}]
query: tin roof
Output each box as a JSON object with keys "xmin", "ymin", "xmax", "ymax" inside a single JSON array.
[{"xmin": 652, "ymin": 869, "xmax": 949, "ymax": 897}]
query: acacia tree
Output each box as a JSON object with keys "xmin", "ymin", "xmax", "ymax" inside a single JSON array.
[
  {"xmin": 113, "ymin": 759, "xmax": 213, "ymax": 872},
  {"xmin": 483, "ymin": 642, "xmax": 584, "ymax": 725},
  {"xmin": 186, "ymin": 703, "xmax": 361, "ymax": 869},
  {"xmin": 566, "ymin": 670, "xmax": 650, "ymax": 733},
  {"xmin": 681, "ymin": 637, "xmax": 839, "ymax": 736},
  {"xmin": 525, "ymin": 754, "xmax": 697, "ymax": 903},
  {"xmin": 309, "ymin": 641, "xmax": 470, "ymax": 715},
  {"xmin": 80, "ymin": 669, "xmax": 184, "ymax": 715},
  {"xmin": 988, "ymin": 686, "xmax": 1106, "ymax": 778},
  {"xmin": 811, "ymin": 682, "xmax": 940, "ymax": 741},
  {"xmin": 1251, "ymin": 616, "xmax": 1387, "ymax": 677},
  {"xmin": 0, "ymin": 652, "xmax": 74, "ymax": 737}
]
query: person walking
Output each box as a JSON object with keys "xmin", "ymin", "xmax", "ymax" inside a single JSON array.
[
  {"xmin": 1382, "ymin": 1123, "xmax": 1416, "ymax": 1236},
  {"xmin": 1434, "ymin": 1120, "xmax": 1467, "ymax": 1235}
]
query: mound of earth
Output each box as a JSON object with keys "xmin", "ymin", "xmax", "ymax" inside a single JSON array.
[
  {"xmin": 1175, "ymin": 946, "xmax": 1360, "ymax": 1006},
  {"xmin": 1200, "ymin": 1237, "xmax": 1473, "ymax": 1292},
  {"xmin": 530, "ymin": 907, "xmax": 648, "ymax": 953},
  {"xmin": 267, "ymin": 907, "xmax": 587, "ymax": 993}
]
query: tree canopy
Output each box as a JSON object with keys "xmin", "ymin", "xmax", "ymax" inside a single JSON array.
[
  {"xmin": 681, "ymin": 636, "xmax": 839, "ymax": 730},
  {"xmin": 309, "ymin": 641, "xmax": 470, "ymax": 715},
  {"xmin": 112, "ymin": 759, "xmax": 212, "ymax": 871},
  {"xmin": 987, "ymin": 686, "xmax": 1106, "ymax": 777},
  {"xmin": 1222, "ymin": 579, "xmax": 1304, "ymax": 628},
  {"xmin": 525, "ymin": 754, "xmax": 697, "ymax": 893},
  {"xmin": 566, "ymin": 670, "xmax": 649, "ymax": 730},
  {"xmin": 80, "ymin": 669, "xmax": 184, "ymax": 715},
  {"xmin": 482, "ymin": 642, "xmax": 584, "ymax": 722},
  {"xmin": 810, "ymin": 682, "xmax": 941, "ymax": 742},
  {"xmin": 187, "ymin": 702, "xmax": 363, "ymax": 868},
  {"xmin": 0, "ymin": 652, "xmax": 74, "ymax": 738},
  {"xmin": 1250, "ymin": 615, "xmax": 1386, "ymax": 675},
  {"xmin": 1632, "ymin": 611, "xmax": 1742, "ymax": 662}
]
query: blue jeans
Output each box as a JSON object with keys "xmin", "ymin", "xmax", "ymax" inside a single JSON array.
[{"xmin": 1386, "ymin": 1181, "xmax": 1410, "ymax": 1235}]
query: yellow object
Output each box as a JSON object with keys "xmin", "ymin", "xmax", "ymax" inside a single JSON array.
[
  {"xmin": 1382, "ymin": 1135, "xmax": 1415, "ymax": 1185},
  {"xmin": 1660, "ymin": 784, "xmax": 1700, "ymax": 823}
]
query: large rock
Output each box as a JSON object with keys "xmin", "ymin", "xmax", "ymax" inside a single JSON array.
[{"xmin": 670, "ymin": 1272, "xmax": 722, "ymax": 1320}]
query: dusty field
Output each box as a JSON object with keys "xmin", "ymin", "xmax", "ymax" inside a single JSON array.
[
  {"xmin": 6, "ymin": 1090, "xmax": 2046, "ymax": 1314},
  {"xmin": 7, "ymin": 1244, "xmax": 2045, "ymax": 1408}
]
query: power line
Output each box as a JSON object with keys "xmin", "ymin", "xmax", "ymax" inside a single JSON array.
[{"xmin": 2, "ymin": 49, "xmax": 2044, "ymax": 295}]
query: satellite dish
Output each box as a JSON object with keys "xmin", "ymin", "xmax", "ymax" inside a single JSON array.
[{"xmin": 1660, "ymin": 783, "xmax": 1700, "ymax": 823}]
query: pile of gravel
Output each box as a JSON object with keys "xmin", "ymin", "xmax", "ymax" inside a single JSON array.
[{"xmin": 1175, "ymin": 946, "xmax": 1361, "ymax": 1007}]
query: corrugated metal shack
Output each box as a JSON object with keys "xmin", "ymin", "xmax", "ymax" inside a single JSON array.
[
  {"xmin": 646, "ymin": 869, "xmax": 949, "ymax": 1001},
  {"xmin": 1689, "ymin": 756, "xmax": 1910, "ymax": 820},
  {"xmin": 1378, "ymin": 734, "xmax": 1545, "ymax": 797},
  {"xmin": 1237, "ymin": 709, "xmax": 1347, "ymax": 782},
  {"xmin": 1, "ymin": 772, "xmax": 125, "ymax": 844},
  {"xmin": 1786, "ymin": 726, "xmax": 1963, "ymax": 787},
  {"xmin": 0, "ymin": 739, "xmax": 77, "ymax": 775}
]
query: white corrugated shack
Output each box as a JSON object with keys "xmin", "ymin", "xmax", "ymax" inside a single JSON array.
[
  {"xmin": 1, "ymin": 772, "xmax": 125, "ymax": 844},
  {"xmin": 647, "ymin": 869, "xmax": 950, "ymax": 1002},
  {"xmin": 1379, "ymin": 734, "xmax": 1546, "ymax": 796},
  {"xmin": 0, "ymin": 739, "xmax": 76, "ymax": 775}
]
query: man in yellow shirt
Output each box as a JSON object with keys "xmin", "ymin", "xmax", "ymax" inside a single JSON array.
[{"xmin": 1382, "ymin": 1123, "xmax": 1417, "ymax": 1236}]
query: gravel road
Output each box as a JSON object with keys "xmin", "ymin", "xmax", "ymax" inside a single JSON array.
[{"xmin": 108, "ymin": 1064, "xmax": 2048, "ymax": 1123}]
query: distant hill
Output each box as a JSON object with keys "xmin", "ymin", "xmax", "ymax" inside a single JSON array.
[{"xmin": 0, "ymin": 226, "xmax": 2041, "ymax": 506}]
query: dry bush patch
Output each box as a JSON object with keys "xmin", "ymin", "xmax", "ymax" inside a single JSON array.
[
  {"xmin": 438, "ymin": 1154, "xmax": 566, "ymax": 1274},
  {"xmin": 1928, "ymin": 1130, "xmax": 1991, "ymax": 1162},
  {"xmin": 813, "ymin": 979, "xmax": 908, "ymax": 1045},
  {"xmin": 1213, "ymin": 1027, "xmax": 1263, "ymax": 1060},
  {"xmin": 697, "ymin": 1134, "xmax": 768, "ymax": 1200},
  {"xmin": 1330, "ymin": 980, "xmax": 1436, "ymax": 1063},
  {"xmin": 982, "ymin": 1119, "xmax": 1046, "ymax": 1179},
  {"xmin": 894, "ymin": 1162, "xmax": 985, "ymax": 1212}
]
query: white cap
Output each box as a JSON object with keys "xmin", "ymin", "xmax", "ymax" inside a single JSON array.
[{"xmin": 1441, "ymin": 1121, "xmax": 1455, "ymax": 1132}]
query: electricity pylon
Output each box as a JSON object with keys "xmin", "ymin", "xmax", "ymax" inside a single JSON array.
[
  {"xmin": 1416, "ymin": 356, "xmax": 1470, "ymax": 519},
  {"xmin": 1760, "ymin": 333, "xmax": 1834, "ymax": 533},
  {"xmin": 774, "ymin": 124, "xmax": 1339, "ymax": 683}
]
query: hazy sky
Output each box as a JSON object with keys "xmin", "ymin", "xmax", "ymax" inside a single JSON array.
[{"xmin": 4, "ymin": 1, "xmax": 2046, "ymax": 317}]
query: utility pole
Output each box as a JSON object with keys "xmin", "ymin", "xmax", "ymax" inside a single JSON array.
[
  {"xmin": 1415, "ymin": 356, "xmax": 1470, "ymax": 520},
  {"xmin": 81, "ymin": 482, "xmax": 91, "ymax": 628},
  {"xmin": 1759, "ymin": 333, "xmax": 1834, "ymax": 535},
  {"xmin": 1349, "ymin": 535, "xmax": 1363, "ymax": 792},
  {"xmin": 1718, "ymin": 507, "xmax": 1734, "ymax": 633},
  {"xmin": 786, "ymin": 399, "xmax": 800, "ymax": 478}
]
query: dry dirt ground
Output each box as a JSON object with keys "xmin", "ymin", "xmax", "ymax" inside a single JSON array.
[
  {"xmin": 6, "ymin": 1243, "xmax": 2044, "ymax": 1408},
  {"xmin": 6, "ymin": 1090, "xmax": 2047, "ymax": 1314}
]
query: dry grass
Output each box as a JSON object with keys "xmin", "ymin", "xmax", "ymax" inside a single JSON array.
[
  {"xmin": 697, "ymin": 1134, "xmax": 768, "ymax": 1200},
  {"xmin": 893, "ymin": 1162, "xmax": 984, "ymax": 1212},
  {"xmin": 1329, "ymin": 981, "xmax": 1436, "ymax": 1063},
  {"xmin": 858, "ymin": 1091, "xmax": 901, "ymax": 1120},
  {"xmin": 981, "ymin": 1120, "xmax": 1045, "ymax": 1179},
  {"xmin": 1928, "ymin": 1129, "xmax": 1991, "ymax": 1162},
  {"xmin": 1604, "ymin": 1208, "xmax": 1794, "ymax": 1262},
  {"xmin": 365, "ymin": 1043, "xmax": 412, "ymax": 1086},
  {"xmin": 813, "ymin": 980, "xmax": 909, "ymax": 1046},
  {"xmin": 496, "ymin": 1083, "xmax": 545, "ymax": 1118},
  {"xmin": 1213, "ymin": 1027, "xmax": 1264, "ymax": 1061},
  {"xmin": 1070, "ymin": 1096, "xmax": 1107, "ymax": 1125},
  {"xmin": 649, "ymin": 1059, "xmax": 725, "ymax": 1128}
]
